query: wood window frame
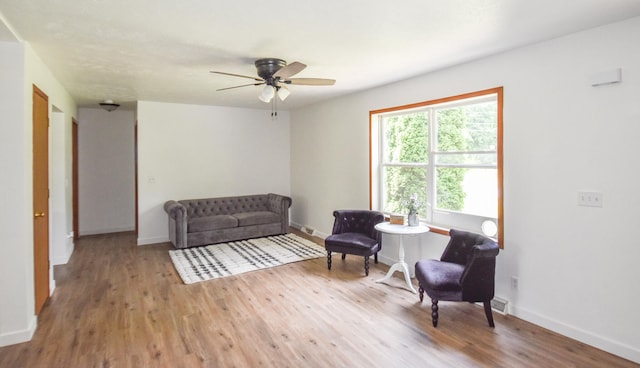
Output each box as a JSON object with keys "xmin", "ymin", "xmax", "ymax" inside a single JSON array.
[{"xmin": 369, "ymin": 87, "xmax": 504, "ymax": 248}]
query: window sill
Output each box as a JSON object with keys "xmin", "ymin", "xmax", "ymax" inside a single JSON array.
[{"xmin": 423, "ymin": 224, "xmax": 450, "ymax": 236}]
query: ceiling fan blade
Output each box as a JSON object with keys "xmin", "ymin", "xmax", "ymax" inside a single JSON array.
[
  {"xmin": 284, "ymin": 78, "xmax": 336, "ymax": 86},
  {"xmin": 210, "ymin": 71, "xmax": 263, "ymax": 82},
  {"xmin": 273, "ymin": 61, "xmax": 307, "ymax": 79},
  {"xmin": 216, "ymin": 82, "xmax": 264, "ymax": 91}
]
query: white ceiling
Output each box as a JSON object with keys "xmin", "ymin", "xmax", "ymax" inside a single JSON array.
[{"xmin": 1, "ymin": 0, "xmax": 640, "ymax": 111}]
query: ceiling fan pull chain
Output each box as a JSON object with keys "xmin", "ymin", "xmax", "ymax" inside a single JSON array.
[{"xmin": 271, "ymin": 98, "xmax": 277, "ymax": 120}]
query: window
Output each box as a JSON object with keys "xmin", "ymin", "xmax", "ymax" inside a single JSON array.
[{"xmin": 370, "ymin": 87, "xmax": 503, "ymax": 246}]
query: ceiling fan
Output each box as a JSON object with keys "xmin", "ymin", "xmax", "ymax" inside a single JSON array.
[{"xmin": 211, "ymin": 58, "xmax": 335, "ymax": 103}]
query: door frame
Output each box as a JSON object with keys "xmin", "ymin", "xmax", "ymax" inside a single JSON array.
[{"xmin": 72, "ymin": 119, "xmax": 79, "ymax": 240}]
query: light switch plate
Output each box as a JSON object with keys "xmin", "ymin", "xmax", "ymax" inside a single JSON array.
[{"xmin": 578, "ymin": 191, "xmax": 603, "ymax": 207}]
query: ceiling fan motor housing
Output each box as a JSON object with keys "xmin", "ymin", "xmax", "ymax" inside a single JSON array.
[{"xmin": 255, "ymin": 58, "xmax": 286, "ymax": 83}]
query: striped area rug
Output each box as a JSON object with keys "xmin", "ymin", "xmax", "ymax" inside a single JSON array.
[{"xmin": 169, "ymin": 233, "xmax": 326, "ymax": 284}]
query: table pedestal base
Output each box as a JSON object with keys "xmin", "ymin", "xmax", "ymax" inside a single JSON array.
[{"xmin": 376, "ymin": 261, "xmax": 417, "ymax": 294}]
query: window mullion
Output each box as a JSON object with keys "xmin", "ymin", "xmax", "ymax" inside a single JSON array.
[
  {"xmin": 426, "ymin": 108, "xmax": 436, "ymax": 223},
  {"xmin": 377, "ymin": 115, "xmax": 385, "ymax": 212}
]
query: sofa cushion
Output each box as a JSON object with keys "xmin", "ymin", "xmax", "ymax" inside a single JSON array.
[
  {"xmin": 188, "ymin": 215, "xmax": 238, "ymax": 232},
  {"xmin": 233, "ymin": 211, "xmax": 280, "ymax": 227}
]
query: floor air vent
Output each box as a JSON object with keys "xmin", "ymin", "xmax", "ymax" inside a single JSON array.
[
  {"xmin": 302, "ymin": 226, "xmax": 315, "ymax": 236},
  {"xmin": 491, "ymin": 297, "xmax": 509, "ymax": 315}
]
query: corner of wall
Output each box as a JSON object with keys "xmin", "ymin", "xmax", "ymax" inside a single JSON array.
[{"xmin": 0, "ymin": 315, "xmax": 37, "ymax": 348}]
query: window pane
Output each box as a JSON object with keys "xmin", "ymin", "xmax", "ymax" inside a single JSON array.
[
  {"xmin": 436, "ymin": 167, "xmax": 497, "ymax": 218},
  {"xmin": 435, "ymin": 152, "xmax": 497, "ymax": 166},
  {"xmin": 383, "ymin": 166, "xmax": 427, "ymax": 215},
  {"xmin": 435, "ymin": 167, "xmax": 467, "ymax": 212},
  {"xmin": 382, "ymin": 113, "xmax": 428, "ymax": 163},
  {"xmin": 436, "ymin": 101, "xmax": 497, "ymax": 152}
]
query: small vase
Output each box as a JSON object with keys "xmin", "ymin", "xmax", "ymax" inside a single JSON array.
[{"xmin": 408, "ymin": 212, "xmax": 418, "ymax": 226}]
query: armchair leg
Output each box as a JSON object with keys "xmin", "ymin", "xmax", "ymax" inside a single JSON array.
[
  {"xmin": 374, "ymin": 252, "xmax": 378, "ymax": 264},
  {"xmin": 431, "ymin": 299, "xmax": 439, "ymax": 327},
  {"xmin": 418, "ymin": 286, "xmax": 424, "ymax": 302},
  {"xmin": 483, "ymin": 301, "xmax": 495, "ymax": 328},
  {"xmin": 327, "ymin": 251, "xmax": 332, "ymax": 270},
  {"xmin": 364, "ymin": 256, "xmax": 370, "ymax": 276},
  {"xmin": 341, "ymin": 253, "xmax": 346, "ymax": 260}
]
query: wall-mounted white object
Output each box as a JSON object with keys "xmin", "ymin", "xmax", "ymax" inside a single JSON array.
[
  {"xmin": 577, "ymin": 191, "xmax": 603, "ymax": 207},
  {"xmin": 590, "ymin": 68, "xmax": 621, "ymax": 87}
]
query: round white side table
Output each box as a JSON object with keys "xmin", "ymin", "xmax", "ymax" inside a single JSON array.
[{"xmin": 375, "ymin": 222, "xmax": 430, "ymax": 294}]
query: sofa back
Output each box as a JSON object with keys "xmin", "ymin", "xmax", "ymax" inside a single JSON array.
[{"xmin": 180, "ymin": 194, "xmax": 271, "ymax": 218}]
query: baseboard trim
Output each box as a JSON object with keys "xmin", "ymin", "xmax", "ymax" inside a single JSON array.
[
  {"xmin": 137, "ymin": 236, "xmax": 169, "ymax": 246},
  {"xmin": 80, "ymin": 226, "xmax": 135, "ymax": 236},
  {"xmin": 51, "ymin": 242, "xmax": 74, "ymax": 266},
  {"xmin": 51, "ymin": 255, "xmax": 69, "ymax": 266},
  {"xmin": 314, "ymin": 230, "xmax": 329, "ymax": 239},
  {"xmin": 377, "ymin": 254, "xmax": 395, "ymax": 268},
  {"xmin": 290, "ymin": 222, "xmax": 328, "ymax": 239},
  {"xmin": 511, "ymin": 305, "xmax": 640, "ymax": 364},
  {"xmin": 0, "ymin": 316, "xmax": 37, "ymax": 347}
]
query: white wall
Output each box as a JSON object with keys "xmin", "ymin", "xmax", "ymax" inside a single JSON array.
[
  {"xmin": 77, "ymin": 108, "xmax": 136, "ymax": 236},
  {"xmin": 137, "ymin": 101, "xmax": 291, "ymax": 245},
  {"xmin": 50, "ymin": 110, "xmax": 73, "ymax": 265},
  {"xmin": 290, "ymin": 17, "xmax": 640, "ymax": 363},
  {"xmin": 0, "ymin": 41, "xmax": 32, "ymax": 346},
  {"xmin": 0, "ymin": 40, "xmax": 77, "ymax": 347}
]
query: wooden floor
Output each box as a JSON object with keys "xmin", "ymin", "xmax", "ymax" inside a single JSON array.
[{"xmin": 0, "ymin": 231, "xmax": 636, "ymax": 368}]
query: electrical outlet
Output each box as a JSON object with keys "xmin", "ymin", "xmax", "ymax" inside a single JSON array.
[
  {"xmin": 510, "ymin": 276, "xmax": 519, "ymax": 290},
  {"xmin": 578, "ymin": 191, "xmax": 603, "ymax": 207}
]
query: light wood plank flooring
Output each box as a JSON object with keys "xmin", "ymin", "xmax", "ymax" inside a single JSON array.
[{"xmin": 0, "ymin": 230, "xmax": 636, "ymax": 367}]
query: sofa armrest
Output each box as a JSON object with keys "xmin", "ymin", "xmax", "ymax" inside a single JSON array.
[
  {"xmin": 267, "ymin": 193, "xmax": 292, "ymax": 233},
  {"xmin": 266, "ymin": 193, "xmax": 292, "ymax": 213},
  {"xmin": 164, "ymin": 200, "xmax": 188, "ymax": 248},
  {"xmin": 164, "ymin": 200, "xmax": 185, "ymax": 219}
]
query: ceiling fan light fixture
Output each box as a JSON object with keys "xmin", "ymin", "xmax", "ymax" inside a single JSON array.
[
  {"xmin": 259, "ymin": 85, "xmax": 275, "ymax": 103},
  {"xmin": 277, "ymin": 85, "xmax": 290, "ymax": 101},
  {"xmin": 99, "ymin": 99, "xmax": 120, "ymax": 112},
  {"xmin": 212, "ymin": 58, "xmax": 335, "ymax": 110}
]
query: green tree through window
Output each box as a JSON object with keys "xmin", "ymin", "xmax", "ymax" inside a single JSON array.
[
  {"xmin": 383, "ymin": 113, "xmax": 428, "ymax": 215},
  {"xmin": 435, "ymin": 108, "xmax": 467, "ymax": 211}
]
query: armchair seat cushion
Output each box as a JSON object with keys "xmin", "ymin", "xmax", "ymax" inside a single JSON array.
[
  {"xmin": 415, "ymin": 259, "xmax": 464, "ymax": 301},
  {"xmin": 325, "ymin": 232, "xmax": 380, "ymax": 256},
  {"xmin": 188, "ymin": 215, "xmax": 238, "ymax": 232},
  {"xmin": 233, "ymin": 211, "xmax": 281, "ymax": 227}
]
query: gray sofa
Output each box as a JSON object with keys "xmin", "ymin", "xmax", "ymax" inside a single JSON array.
[{"xmin": 164, "ymin": 193, "xmax": 292, "ymax": 249}]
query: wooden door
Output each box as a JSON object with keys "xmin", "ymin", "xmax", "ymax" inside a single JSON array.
[{"xmin": 33, "ymin": 85, "xmax": 49, "ymax": 315}]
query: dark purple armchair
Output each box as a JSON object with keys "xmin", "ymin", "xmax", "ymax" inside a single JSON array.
[
  {"xmin": 324, "ymin": 210, "xmax": 385, "ymax": 276},
  {"xmin": 415, "ymin": 229, "xmax": 499, "ymax": 327}
]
